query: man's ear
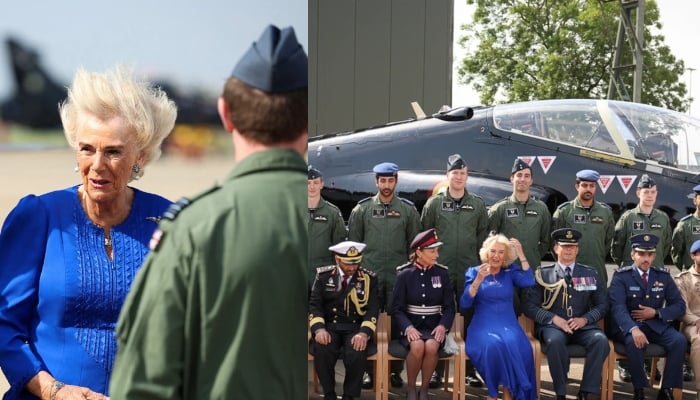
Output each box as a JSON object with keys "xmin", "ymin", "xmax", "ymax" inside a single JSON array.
[{"xmin": 217, "ymin": 97, "xmax": 235, "ymax": 132}]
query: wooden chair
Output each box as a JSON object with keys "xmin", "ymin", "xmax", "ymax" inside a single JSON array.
[
  {"xmin": 605, "ymin": 341, "xmax": 682, "ymax": 400},
  {"xmin": 308, "ymin": 316, "xmax": 383, "ymax": 400},
  {"xmin": 518, "ymin": 315, "xmax": 611, "ymax": 399},
  {"xmin": 379, "ymin": 312, "xmax": 466, "ymax": 400}
]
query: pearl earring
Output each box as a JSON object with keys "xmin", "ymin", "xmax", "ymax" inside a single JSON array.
[
  {"xmin": 74, "ymin": 164, "xmax": 78, "ymax": 172},
  {"xmin": 132, "ymin": 164, "xmax": 141, "ymax": 180}
]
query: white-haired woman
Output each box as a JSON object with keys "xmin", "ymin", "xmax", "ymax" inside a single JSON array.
[
  {"xmin": 0, "ymin": 65, "xmax": 176, "ymax": 400},
  {"xmin": 460, "ymin": 234, "xmax": 536, "ymax": 400}
]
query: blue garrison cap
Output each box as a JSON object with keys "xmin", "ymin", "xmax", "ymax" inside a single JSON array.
[
  {"xmin": 511, "ymin": 158, "xmax": 531, "ymax": 174},
  {"xmin": 630, "ymin": 233, "xmax": 659, "ymax": 252},
  {"xmin": 637, "ymin": 174, "xmax": 656, "ymax": 189},
  {"xmin": 308, "ymin": 165, "xmax": 322, "ymax": 179},
  {"xmin": 447, "ymin": 154, "xmax": 467, "ymax": 172},
  {"xmin": 373, "ymin": 162, "xmax": 399, "ymax": 177},
  {"xmin": 551, "ymin": 228, "xmax": 582, "ymax": 245},
  {"xmin": 693, "ymin": 184, "xmax": 700, "ymax": 195},
  {"xmin": 576, "ymin": 169, "xmax": 600, "ymax": 182},
  {"xmin": 231, "ymin": 24, "xmax": 308, "ymax": 93},
  {"xmin": 691, "ymin": 239, "xmax": 700, "ymax": 254}
]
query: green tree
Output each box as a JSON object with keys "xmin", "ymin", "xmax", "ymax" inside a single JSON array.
[{"xmin": 456, "ymin": 0, "xmax": 688, "ymax": 111}]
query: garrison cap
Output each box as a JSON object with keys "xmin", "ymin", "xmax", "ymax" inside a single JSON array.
[
  {"xmin": 308, "ymin": 165, "xmax": 322, "ymax": 179},
  {"xmin": 373, "ymin": 162, "xmax": 399, "ymax": 177},
  {"xmin": 329, "ymin": 241, "xmax": 366, "ymax": 264},
  {"xmin": 630, "ymin": 233, "xmax": 659, "ymax": 252},
  {"xmin": 576, "ymin": 169, "xmax": 600, "ymax": 182},
  {"xmin": 231, "ymin": 24, "xmax": 308, "ymax": 93},
  {"xmin": 447, "ymin": 154, "xmax": 467, "ymax": 172},
  {"xmin": 637, "ymin": 174, "xmax": 656, "ymax": 189},
  {"xmin": 693, "ymin": 184, "xmax": 700, "ymax": 195},
  {"xmin": 691, "ymin": 239, "xmax": 700, "ymax": 254},
  {"xmin": 551, "ymin": 228, "xmax": 582, "ymax": 246},
  {"xmin": 410, "ymin": 228, "xmax": 443, "ymax": 251},
  {"xmin": 511, "ymin": 158, "xmax": 531, "ymax": 174}
]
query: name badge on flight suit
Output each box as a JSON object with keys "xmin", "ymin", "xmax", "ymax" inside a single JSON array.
[
  {"xmin": 506, "ymin": 208, "xmax": 519, "ymax": 218},
  {"xmin": 693, "ymin": 225, "xmax": 700, "ymax": 235},
  {"xmin": 574, "ymin": 214, "xmax": 586, "ymax": 224},
  {"xmin": 387, "ymin": 210, "xmax": 401, "ymax": 218},
  {"xmin": 650, "ymin": 223, "xmax": 663, "ymax": 230},
  {"xmin": 632, "ymin": 221, "xmax": 645, "ymax": 230},
  {"xmin": 591, "ymin": 216, "xmax": 604, "ymax": 224},
  {"xmin": 441, "ymin": 201, "xmax": 455, "ymax": 212},
  {"xmin": 372, "ymin": 209, "xmax": 386, "ymax": 218},
  {"xmin": 313, "ymin": 215, "xmax": 328, "ymax": 222}
]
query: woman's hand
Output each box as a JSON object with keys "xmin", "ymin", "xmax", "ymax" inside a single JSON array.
[
  {"xmin": 477, "ymin": 263, "xmax": 491, "ymax": 280},
  {"xmin": 406, "ymin": 326, "xmax": 422, "ymax": 342},
  {"xmin": 509, "ymin": 238, "xmax": 525, "ymax": 259},
  {"xmin": 55, "ymin": 384, "xmax": 110, "ymax": 400},
  {"xmin": 431, "ymin": 324, "xmax": 447, "ymax": 343}
]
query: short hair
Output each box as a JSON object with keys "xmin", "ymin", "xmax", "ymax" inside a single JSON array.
[
  {"xmin": 479, "ymin": 233, "xmax": 518, "ymax": 265},
  {"xmin": 59, "ymin": 65, "xmax": 177, "ymax": 172},
  {"xmin": 221, "ymin": 77, "xmax": 307, "ymax": 145}
]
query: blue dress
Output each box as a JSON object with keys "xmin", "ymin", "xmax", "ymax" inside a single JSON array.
[
  {"xmin": 0, "ymin": 186, "xmax": 170, "ymax": 399},
  {"xmin": 460, "ymin": 264, "xmax": 536, "ymax": 400}
]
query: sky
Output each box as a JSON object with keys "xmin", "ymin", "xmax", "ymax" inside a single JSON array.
[
  {"xmin": 452, "ymin": 0, "xmax": 700, "ymax": 116},
  {"xmin": 0, "ymin": 0, "xmax": 307, "ymax": 100}
]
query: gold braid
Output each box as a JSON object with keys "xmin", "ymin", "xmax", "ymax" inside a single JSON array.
[
  {"xmin": 534, "ymin": 269, "xmax": 568, "ymax": 311},
  {"xmin": 344, "ymin": 275, "xmax": 370, "ymax": 316}
]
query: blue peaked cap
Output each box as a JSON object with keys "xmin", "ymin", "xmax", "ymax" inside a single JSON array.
[{"xmin": 231, "ymin": 24, "xmax": 308, "ymax": 93}]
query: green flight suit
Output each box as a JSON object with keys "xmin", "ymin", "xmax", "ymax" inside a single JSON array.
[
  {"xmin": 308, "ymin": 198, "xmax": 346, "ymax": 282},
  {"xmin": 347, "ymin": 194, "xmax": 420, "ymax": 309},
  {"xmin": 110, "ymin": 149, "xmax": 308, "ymax": 400},
  {"xmin": 611, "ymin": 205, "xmax": 671, "ymax": 267},
  {"xmin": 488, "ymin": 194, "xmax": 552, "ymax": 268},
  {"xmin": 671, "ymin": 212, "xmax": 700, "ymax": 270},
  {"xmin": 552, "ymin": 198, "xmax": 614, "ymax": 286},
  {"xmin": 420, "ymin": 188, "xmax": 488, "ymax": 295}
]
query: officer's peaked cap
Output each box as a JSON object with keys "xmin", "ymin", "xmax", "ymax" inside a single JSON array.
[
  {"xmin": 329, "ymin": 241, "xmax": 366, "ymax": 264},
  {"xmin": 551, "ymin": 228, "xmax": 582, "ymax": 246},
  {"xmin": 410, "ymin": 228, "xmax": 443, "ymax": 251},
  {"xmin": 630, "ymin": 233, "xmax": 659, "ymax": 252},
  {"xmin": 231, "ymin": 24, "xmax": 308, "ymax": 93},
  {"xmin": 308, "ymin": 165, "xmax": 322, "ymax": 179}
]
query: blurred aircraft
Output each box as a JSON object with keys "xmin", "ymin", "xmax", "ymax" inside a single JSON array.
[
  {"xmin": 0, "ymin": 36, "xmax": 220, "ymax": 130},
  {"xmin": 308, "ymin": 99, "xmax": 700, "ymax": 227}
]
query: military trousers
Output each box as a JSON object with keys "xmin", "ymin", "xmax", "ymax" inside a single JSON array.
[{"xmin": 312, "ymin": 329, "xmax": 373, "ymax": 397}]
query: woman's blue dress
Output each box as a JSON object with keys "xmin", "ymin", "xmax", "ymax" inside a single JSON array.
[{"xmin": 460, "ymin": 264, "xmax": 537, "ymax": 400}]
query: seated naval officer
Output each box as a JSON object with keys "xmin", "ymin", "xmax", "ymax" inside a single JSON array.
[
  {"xmin": 524, "ymin": 228, "xmax": 609, "ymax": 400},
  {"xmin": 309, "ymin": 241, "xmax": 379, "ymax": 400},
  {"xmin": 608, "ymin": 233, "xmax": 686, "ymax": 400}
]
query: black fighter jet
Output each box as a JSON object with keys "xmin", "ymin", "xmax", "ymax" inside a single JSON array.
[{"xmin": 308, "ymin": 99, "xmax": 700, "ymax": 226}]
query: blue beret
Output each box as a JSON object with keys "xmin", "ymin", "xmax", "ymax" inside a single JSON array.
[
  {"xmin": 511, "ymin": 158, "xmax": 531, "ymax": 174},
  {"xmin": 691, "ymin": 240, "xmax": 700, "ymax": 254},
  {"xmin": 410, "ymin": 228, "xmax": 443, "ymax": 250},
  {"xmin": 630, "ymin": 233, "xmax": 659, "ymax": 252},
  {"xmin": 231, "ymin": 25, "xmax": 308, "ymax": 93},
  {"xmin": 447, "ymin": 154, "xmax": 467, "ymax": 172},
  {"xmin": 308, "ymin": 165, "xmax": 322, "ymax": 179},
  {"xmin": 576, "ymin": 169, "xmax": 600, "ymax": 182},
  {"xmin": 693, "ymin": 184, "xmax": 700, "ymax": 195},
  {"xmin": 637, "ymin": 174, "xmax": 656, "ymax": 189},
  {"xmin": 551, "ymin": 228, "xmax": 582, "ymax": 245},
  {"xmin": 373, "ymin": 162, "xmax": 399, "ymax": 176}
]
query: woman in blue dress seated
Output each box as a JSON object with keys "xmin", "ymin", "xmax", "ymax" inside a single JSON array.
[
  {"xmin": 460, "ymin": 234, "xmax": 536, "ymax": 400},
  {"xmin": 0, "ymin": 66, "xmax": 176, "ymax": 400},
  {"xmin": 391, "ymin": 228, "xmax": 456, "ymax": 400}
]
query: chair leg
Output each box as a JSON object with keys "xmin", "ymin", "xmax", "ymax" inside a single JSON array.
[{"xmin": 443, "ymin": 359, "xmax": 450, "ymax": 391}]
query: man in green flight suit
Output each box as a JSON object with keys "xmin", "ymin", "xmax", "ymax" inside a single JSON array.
[
  {"xmin": 552, "ymin": 169, "xmax": 614, "ymax": 286},
  {"xmin": 672, "ymin": 184, "xmax": 700, "ymax": 271},
  {"xmin": 308, "ymin": 165, "xmax": 347, "ymax": 288},
  {"xmin": 109, "ymin": 25, "xmax": 309, "ymax": 399},
  {"xmin": 420, "ymin": 154, "xmax": 487, "ymax": 388},
  {"xmin": 347, "ymin": 161, "xmax": 420, "ymax": 389}
]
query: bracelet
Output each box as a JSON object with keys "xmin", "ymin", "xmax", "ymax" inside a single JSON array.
[{"xmin": 50, "ymin": 381, "xmax": 65, "ymax": 400}]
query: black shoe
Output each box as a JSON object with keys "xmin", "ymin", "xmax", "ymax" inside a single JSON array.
[
  {"xmin": 556, "ymin": 396, "xmax": 566, "ymax": 400},
  {"xmin": 619, "ymin": 366, "xmax": 632, "ymax": 382},
  {"xmin": 577, "ymin": 391, "xmax": 588, "ymax": 400},
  {"xmin": 656, "ymin": 388, "xmax": 673, "ymax": 400},
  {"xmin": 633, "ymin": 389, "xmax": 645, "ymax": 400},
  {"xmin": 428, "ymin": 371, "xmax": 442, "ymax": 389},
  {"xmin": 340, "ymin": 396, "xmax": 354, "ymax": 400},
  {"xmin": 465, "ymin": 372, "xmax": 483, "ymax": 387},
  {"xmin": 361, "ymin": 372, "xmax": 373, "ymax": 389},
  {"xmin": 684, "ymin": 363, "xmax": 694, "ymax": 382},
  {"xmin": 324, "ymin": 393, "xmax": 337, "ymax": 399},
  {"xmin": 390, "ymin": 372, "xmax": 404, "ymax": 388}
]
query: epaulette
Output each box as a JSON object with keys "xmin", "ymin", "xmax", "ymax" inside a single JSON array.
[
  {"xmin": 599, "ymin": 202, "xmax": 612, "ymax": 209},
  {"xmin": 680, "ymin": 214, "xmax": 693, "ymax": 222},
  {"xmin": 399, "ymin": 197, "xmax": 415, "ymax": 206},
  {"xmin": 325, "ymin": 200, "xmax": 342, "ymax": 211},
  {"xmin": 470, "ymin": 193, "xmax": 484, "ymax": 202},
  {"xmin": 162, "ymin": 185, "xmax": 220, "ymax": 221},
  {"xmin": 434, "ymin": 263, "xmax": 448, "ymax": 270},
  {"xmin": 651, "ymin": 265, "xmax": 670, "ymax": 274},
  {"xmin": 677, "ymin": 269, "xmax": 691, "ymax": 277},
  {"xmin": 540, "ymin": 263, "xmax": 557, "ymax": 269},
  {"xmin": 360, "ymin": 267, "xmax": 377, "ymax": 277},
  {"xmin": 556, "ymin": 201, "xmax": 572, "ymax": 210},
  {"xmin": 618, "ymin": 265, "xmax": 634, "ymax": 272},
  {"xmin": 357, "ymin": 197, "xmax": 372, "ymax": 204},
  {"xmin": 316, "ymin": 265, "xmax": 336, "ymax": 274},
  {"xmin": 575, "ymin": 263, "xmax": 595, "ymax": 271},
  {"xmin": 396, "ymin": 262, "xmax": 412, "ymax": 271}
]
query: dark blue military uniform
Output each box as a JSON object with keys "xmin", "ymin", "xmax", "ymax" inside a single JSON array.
[
  {"xmin": 524, "ymin": 260, "xmax": 609, "ymax": 397},
  {"xmin": 609, "ymin": 234, "xmax": 687, "ymax": 392},
  {"xmin": 391, "ymin": 261, "xmax": 455, "ymax": 347},
  {"xmin": 309, "ymin": 263, "xmax": 379, "ymax": 398}
]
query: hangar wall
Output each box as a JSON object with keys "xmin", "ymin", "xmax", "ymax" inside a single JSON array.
[{"xmin": 308, "ymin": 0, "xmax": 454, "ymax": 136}]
